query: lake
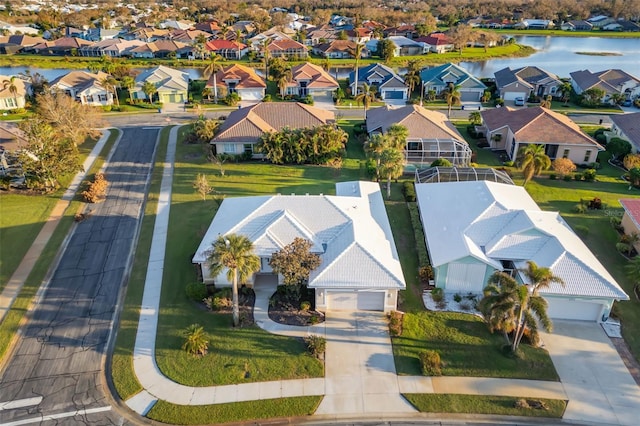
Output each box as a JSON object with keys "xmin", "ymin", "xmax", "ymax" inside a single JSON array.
[{"xmin": 0, "ymin": 36, "xmax": 638, "ymax": 81}]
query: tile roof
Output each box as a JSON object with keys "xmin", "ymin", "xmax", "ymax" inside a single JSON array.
[
  {"xmin": 205, "ymin": 39, "xmax": 247, "ymax": 51},
  {"xmin": 620, "ymin": 199, "xmax": 640, "ymax": 230},
  {"xmin": 192, "ymin": 181, "xmax": 405, "ymax": 290},
  {"xmin": 313, "ymin": 40, "xmax": 356, "ymax": 54},
  {"xmin": 212, "ymin": 102, "xmax": 334, "ymax": 144},
  {"xmin": 207, "ymin": 64, "xmax": 265, "ymax": 89},
  {"xmin": 416, "ymin": 181, "xmax": 628, "ymax": 300},
  {"xmin": 610, "ymin": 112, "xmax": 640, "ymax": 149},
  {"xmin": 290, "ymin": 63, "xmax": 339, "ymax": 89},
  {"xmin": 268, "ymin": 37, "xmax": 306, "ymax": 51},
  {"xmin": 481, "ymin": 106, "xmax": 603, "ymax": 147},
  {"xmin": 49, "ymin": 70, "xmax": 110, "ymax": 93},
  {"xmin": 366, "ymin": 104, "xmax": 465, "ymax": 141},
  {"xmin": 0, "ymin": 75, "xmax": 27, "ymax": 98},
  {"xmin": 134, "ymin": 65, "xmax": 189, "ymax": 92}
]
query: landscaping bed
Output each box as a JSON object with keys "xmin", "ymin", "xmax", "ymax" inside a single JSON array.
[{"xmin": 268, "ymin": 286, "xmax": 324, "ymax": 326}]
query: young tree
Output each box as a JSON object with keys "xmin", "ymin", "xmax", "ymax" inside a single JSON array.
[
  {"xmin": 192, "ymin": 118, "xmax": 219, "ymax": 143},
  {"xmin": 517, "ymin": 144, "xmax": 551, "ymax": 186},
  {"xmin": 269, "ymin": 237, "xmax": 321, "ymax": 299},
  {"xmin": 207, "ymin": 234, "xmax": 260, "ymax": 327},
  {"xmin": 19, "ymin": 69, "xmax": 48, "ymax": 98},
  {"xmin": 142, "ymin": 81, "xmax": 157, "ymax": 104},
  {"xmin": 552, "ymin": 157, "xmax": 577, "ymax": 177},
  {"xmin": 181, "ymin": 323, "xmax": 209, "ymax": 356},
  {"xmin": 355, "ymin": 83, "xmax": 376, "ymax": 121},
  {"xmin": 193, "ymin": 173, "xmax": 213, "ymax": 200},
  {"xmin": 444, "ymin": 83, "xmax": 461, "ymax": 118},
  {"xmin": 607, "ymin": 138, "xmax": 632, "ymax": 160},
  {"xmin": 203, "ymin": 54, "xmax": 224, "ymax": 103},
  {"xmin": 377, "ymin": 38, "xmax": 396, "ymax": 62}
]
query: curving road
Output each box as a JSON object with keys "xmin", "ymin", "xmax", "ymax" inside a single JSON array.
[{"xmin": 0, "ymin": 127, "xmax": 159, "ymax": 426}]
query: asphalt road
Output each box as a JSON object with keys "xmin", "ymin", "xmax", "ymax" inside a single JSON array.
[{"xmin": 0, "ymin": 127, "xmax": 159, "ymax": 426}]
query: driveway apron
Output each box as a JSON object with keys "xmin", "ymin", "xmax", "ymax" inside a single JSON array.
[
  {"xmin": 315, "ymin": 311, "xmax": 415, "ymax": 415},
  {"xmin": 542, "ymin": 321, "xmax": 640, "ymax": 426}
]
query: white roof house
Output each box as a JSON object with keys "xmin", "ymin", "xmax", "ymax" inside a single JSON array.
[
  {"xmin": 416, "ymin": 180, "xmax": 628, "ymax": 322},
  {"xmin": 133, "ymin": 65, "xmax": 189, "ymax": 104},
  {"xmin": 193, "ymin": 181, "xmax": 405, "ymax": 312}
]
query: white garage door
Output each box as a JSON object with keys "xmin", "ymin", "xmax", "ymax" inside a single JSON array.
[
  {"xmin": 503, "ymin": 91, "xmax": 524, "ymax": 101},
  {"xmin": 546, "ymin": 298, "xmax": 604, "ymax": 321},
  {"xmin": 239, "ymin": 89, "xmax": 264, "ymax": 101},
  {"xmin": 327, "ymin": 291, "xmax": 385, "ymax": 311},
  {"xmin": 445, "ymin": 263, "xmax": 486, "ymax": 292}
]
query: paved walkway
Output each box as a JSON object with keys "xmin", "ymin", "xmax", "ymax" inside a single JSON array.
[{"xmin": 0, "ymin": 129, "xmax": 117, "ymax": 324}]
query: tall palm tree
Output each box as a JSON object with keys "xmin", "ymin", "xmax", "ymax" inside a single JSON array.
[
  {"xmin": 559, "ymin": 82, "xmax": 572, "ymax": 105},
  {"xmin": 203, "ymin": 54, "xmax": 224, "ymax": 103},
  {"xmin": 207, "ymin": 234, "xmax": 260, "ymax": 327},
  {"xmin": 261, "ymin": 38, "xmax": 272, "ymax": 81},
  {"xmin": 404, "ymin": 72, "xmax": 420, "ymax": 98},
  {"xmin": 277, "ymin": 67, "xmax": 292, "ymax": 97},
  {"xmin": 120, "ymin": 75, "xmax": 135, "ymax": 103},
  {"xmin": 365, "ymin": 133, "xmax": 386, "ymax": 181},
  {"xmin": 141, "ymin": 81, "xmax": 157, "ymax": 104},
  {"xmin": 520, "ymin": 260, "xmax": 565, "ymax": 296},
  {"xmin": 379, "ymin": 147, "xmax": 405, "ymax": 199},
  {"xmin": 386, "ymin": 123, "xmax": 408, "ymax": 151},
  {"xmin": 100, "ymin": 75, "xmax": 119, "ymax": 107},
  {"xmin": 517, "ymin": 144, "xmax": 551, "ymax": 186},
  {"xmin": 2, "ymin": 76, "xmax": 19, "ymax": 108},
  {"xmin": 444, "ymin": 82, "xmax": 461, "ymax": 118},
  {"xmin": 348, "ymin": 41, "xmax": 365, "ymax": 96},
  {"xmin": 234, "ymin": 29, "xmax": 243, "ymax": 60},
  {"xmin": 354, "ymin": 83, "xmax": 376, "ymax": 121},
  {"xmin": 625, "ymin": 256, "xmax": 640, "ymax": 296},
  {"xmin": 469, "ymin": 111, "xmax": 482, "ymax": 125}
]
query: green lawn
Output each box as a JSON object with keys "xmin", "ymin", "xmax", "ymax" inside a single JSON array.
[
  {"xmin": 404, "ymin": 394, "xmax": 566, "ymax": 418},
  {"xmin": 393, "ymin": 311, "xmax": 559, "ymax": 380}
]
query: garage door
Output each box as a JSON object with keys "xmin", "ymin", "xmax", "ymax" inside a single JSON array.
[
  {"xmin": 503, "ymin": 91, "xmax": 524, "ymax": 101},
  {"xmin": 327, "ymin": 291, "xmax": 385, "ymax": 311},
  {"xmin": 546, "ymin": 298, "xmax": 605, "ymax": 321},
  {"xmin": 384, "ymin": 90, "xmax": 405, "ymax": 100},
  {"xmin": 445, "ymin": 263, "xmax": 486, "ymax": 292},
  {"xmin": 239, "ymin": 90, "xmax": 264, "ymax": 101},
  {"xmin": 460, "ymin": 91, "xmax": 479, "ymax": 101}
]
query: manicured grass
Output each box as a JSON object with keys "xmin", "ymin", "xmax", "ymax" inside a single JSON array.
[
  {"xmin": 454, "ymin": 122, "xmax": 502, "ymax": 167},
  {"xmin": 393, "ymin": 311, "xmax": 559, "ymax": 381},
  {"xmin": 404, "ymin": 393, "xmax": 566, "ymax": 418},
  {"xmin": 0, "ymin": 134, "xmax": 104, "ymax": 292},
  {"xmin": 111, "ymin": 126, "xmax": 171, "ymax": 400},
  {"xmin": 147, "ymin": 396, "xmax": 323, "ymax": 425}
]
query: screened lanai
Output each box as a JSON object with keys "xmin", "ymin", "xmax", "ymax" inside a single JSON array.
[
  {"xmin": 405, "ymin": 138, "xmax": 472, "ymax": 167},
  {"xmin": 415, "ymin": 167, "xmax": 515, "ymax": 185}
]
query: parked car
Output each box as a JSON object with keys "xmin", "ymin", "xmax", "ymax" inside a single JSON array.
[
  {"xmin": 622, "ymin": 99, "xmax": 632, "ymax": 107},
  {"xmin": 514, "ymin": 97, "xmax": 525, "ymax": 106}
]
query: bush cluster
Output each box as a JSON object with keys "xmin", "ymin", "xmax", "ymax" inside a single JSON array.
[
  {"xmin": 388, "ymin": 311, "xmax": 403, "ymax": 337},
  {"xmin": 185, "ymin": 282, "xmax": 208, "ymax": 301},
  {"xmin": 402, "ymin": 181, "xmax": 416, "ymax": 202},
  {"xmin": 430, "ymin": 287, "xmax": 444, "ymax": 303},
  {"xmin": 304, "ymin": 335, "xmax": 326, "ymax": 359},
  {"xmin": 419, "ymin": 350, "xmax": 442, "ymax": 376},
  {"xmin": 81, "ymin": 173, "xmax": 108, "ymax": 203}
]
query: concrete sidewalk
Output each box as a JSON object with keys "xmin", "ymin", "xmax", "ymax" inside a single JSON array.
[{"xmin": 0, "ymin": 129, "xmax": 118, "ymax": 324}]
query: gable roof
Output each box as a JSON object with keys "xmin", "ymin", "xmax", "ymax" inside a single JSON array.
[
  {"xmin": 290, "ymin": 63, "xmax": 339, "ymax": 89},
  {"xmin": 350, "ymin": 63, "xmax": 406, "ymax": 89},
  {"xmin": 205, "ymin": 39, "xmax": 247, "ymax": 51},
  {"xmin": 620, "ymin": 199, "xmax": 640, "ymax": 230},
  {"xmin": 416, "ymin": 181, "xmax": 628, "ymax": 300},
  {"xmin": 481, "ymin": 106, "xmax": 603, "ymax": 147},
  {"xmin": 49, "ymin": 70, "xmax": 110, "ymax": 93},
  {"xmin": 192, "ymin": 181, "xmax": 405, "ymax": 290},
  {"xmin": 267, "ymin": 37, "xmax": 306, "ymax": 51},
  {"xmin": 495, "ymin": 66, "xmax": 560, "ymax": 91},
  {"xmin": 420, "ymin": 63, "xmax": 487, "ymax": 90},
  {"xmin": 0, "ymin": 75, "xmax": 27, "ymax": 98},
  {"xmin": 207, "ymin": 64, "xmax": 265, "ymax": 89},
  {"xmin": 212, "ymin": 102, "xmax": 334, "ymax": 144},
  {"xmin": 313, "ymin": 40, "xmax": 356, "ymax": 53},
  {"xmin": 415, "ymin": 34, "xmax": 452, "ymax": 46},
  {"xmin": 610, "ymin": 112, "xmax": 640, "ymax": 148},
  {"xmin": 134, "ymin": 65, "xmax": 189, "ymax": 92},
  {"xmin": 571, "ymin": 69, "xmax": 640, "ymax": 94},
  {"xmin": 366, "ymin": 104, "xmax": 465, "ymax": 141}
]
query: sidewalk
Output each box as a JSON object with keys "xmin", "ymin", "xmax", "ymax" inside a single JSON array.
[
  {"xmin": 126, "ymin": 124, "xmax": 570, "ymax": 419},
  {"xmin": 0, "ymin": 129, "xmax": 117, "ymax": 323}
]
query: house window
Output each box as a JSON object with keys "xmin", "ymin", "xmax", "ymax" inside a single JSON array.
[
  {"xmin": 223, "ymin": 143, "xmax": 236, "ymax": 153},
  {"xmin": 4, "ymin": 98, "xmax": 16, "ymax": 108},
  {"xmin": 550, "ymin": 86, "xmax": 557, "ymax": 94},
  {"xmin": 85, "ymin": 95, "xmax": 94, "ymax": 103},
  {"xmin": 98, "ymin": 94, "xmax": 107, "ymax": 101},
  {"xmin": 584, "ymin": 150, "xmax": 592, "ymax": 162},
  {"xmin": 562, "ymin": 149, "xmax": 570, "ymax": 159},
  {"xmin": 243, "ymin": 144, "xmax": 253, "ymax": 154}
]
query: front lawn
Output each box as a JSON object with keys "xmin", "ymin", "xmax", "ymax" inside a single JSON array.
[
  {"xmin": 393, "ymin": 311, "xmax": 559, "ymax": 381},
  {"xmin": 404, "ymin": 394, "xmax": 566, "ymax": 418}
]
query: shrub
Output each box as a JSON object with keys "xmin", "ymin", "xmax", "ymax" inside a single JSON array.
[
  {"xmin": 419, "ymin": 265, "xmax": 434, "ymax": 282},
  {"xmin": 595, "ymin": 133, "xmax": 607, "ymax": 144},
  {"xmin": 616, "ymin": 242, "xmax": 631, "ymax": 254},
  {"xmin": 185, "ymin": 282, "xmax": 208, "ymax": 301},
  {"xmin": 549, "ymin": 173, "xmax": 556, "ymax": 180},
  {"xmin": 573, "ymin": 203, "xmax": 587, "ymax": 214},
  {"xmin": 607, "ymin": 137, "xmax": 632, "ymax": 160},
  {"xmin": 563, "ymin": 175, "xmax": 573, "ymax": 182},
  {"xmin": 459, "ymin": 301, "xmax": 472, "ymax": 311},
  {"xmin": 262, "ymin": 94, "xmax": 272, "ymax": 102},
  {"xmin": 301, "ymin": 95, "xmax": 314, "ymax": 105},
  {"xmin": 574, "ymin": 173, "xmax": 583, "ymax": 181},
  {"xmin": 503, "ymin": 160, "xmax": 514, "ymax": 167},
  {"xmin": 583, "ymin": 168, "xmax": 597, "ymax": 182},
  {"xmin": 304, "ymin": 335, "xmax": 326, "ymax": 358},
  {"xmin": 431, "ymin": 287, "xmax": 444, "ymax": 302},
  {"xmin": 552, "ymin": 157, "xmax": 576, "ymax": 177},
  {"xmin": 515, "ymin": 398, "xmax": 530, "ymax": 409},
  {"xmin": 81, "ymin": 173, "xmax": 108, "ymax": 203},
  {"xmin": 102, "ymin": 105, "xmax": 112, "ymax": 112},
  {"xmin": 589, "ymin": 161, "xmax": 601, "ymax": 170},
  {"xmin": 624, "ymin": 154, "xmax": 640, "ymax": 170},
  {"xmin": 419, "ymin": 350, "xmax": 442, "ymax": 376},
  {"xmin": 453, "ymin": 293, "xmax": 462, "ymax": 303},
  {"xmin": 182, "ymin": 323, "xmax": 209, "ymax": 356},
  {"xmin": 388, "ymin": 311, "xmax": 403, "ymax": 336},
  {"xmin": 300, "ymin": 301, "xmax": 311, "ymax": 311},
  {"xmin": 402, "ymin": 181, "xmax": 416, "ymax": 202},
  {"xmin": 430, "ymin": 158, "xmax": 452, "ymax": 167}
]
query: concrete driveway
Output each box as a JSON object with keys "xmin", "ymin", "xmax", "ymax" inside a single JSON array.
[
  {"xmin": 315, "ymin": 311, "xmax": 415, "ymax": 416},
  {"xmin": 542, "ymin": 321, "xmax": 640, "ymax": 426}
]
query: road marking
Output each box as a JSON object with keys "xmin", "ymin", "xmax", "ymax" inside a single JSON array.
[
  {"xmin": 0, "ymin": 397, "xmax": 43, "ymax": 411},
  {"xmin": 1, "ymin": 406, "xmax": 111, "ymax": 425}
]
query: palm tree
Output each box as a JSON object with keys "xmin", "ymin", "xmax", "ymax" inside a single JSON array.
[
  {"xmin": 520, "ymin": 260, "xmax": 565, "ymax": 296},
  {"xmin": 386, "ymin": 123, "xmax": 408, "ymax": 151},
  {"xmin": 559, "ymin": 82, "xmax": 572, "ymax": 105},
  {"xmin": 517, "ymin": 144, "xmax": 551, "ymax": 186},
  {"xmin": 348, "ymin": 41, "xmax": 365, "ymax": 96},
  {"xmin": 379, "ymin": 147, "xmax": 405, "ymax": 199},
  {"xmin": 203, "ymin": 54, "xmax": 224, "ymax": 103},
  {"xmin": 625, "ymin": 256, "xmax": 640, "ymax": 297},
  {"xmin": 444, "ymin": 82, "xmax": 461, "ymax": 118},
  {"xmin": 404, "ymin": 72, "xmax": 420, "ymax": 98},
  {"xmin": 120, "ymin": 75, "xmax": 135, "ymax": 103},
  {"xmin": 365, "ymin": 133, "xmax": 386, "ymax": 181},
  {"xmin": 354, "ymin": 83, "xmax": 376, "ymax": 121},
  {"xmin": 261, "ymin": 38, "xmax": 272, "ymax": 81},
  {"xmin": 2, "ymin": 76, "xmax": 19, "ymax": 108},
  {"xmin": 207, "ymin": 234, "xmax": 260, "ymax": 327},
  {"xmin": 100, "ymin": 75, "xmax": 119, "ymax": 107},
  {"xmin": 469, "ymin": 111, "xmax": 482, "ymax": 125},
  {"xmin": 235, "ymin": 29, "xmax": 244, "ymax": 60},
  {"xmin": 181, "ymin": 323, "xmax": 209, "ymax": 356},
  {"xmin": 277, "ymin": 67, "xmax": 292, "ymax": 98},
  {"xmin": 141, "ymin": 81, "xmax": 157, "ymax": 104}
]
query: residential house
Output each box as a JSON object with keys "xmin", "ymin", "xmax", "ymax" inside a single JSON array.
[
  {"xmin": 160, "ymin": 19, "xmax": 195, "ymax": 31},
  {"xmin": 415, "ymin": 180, "xmax": 628, "ymax": 321},
  {"xmin": 494, "ymin": 66, "xmax": 562, "ymax": 101},
  {"xmin": 415, "ymin": 34, "xmax": 454, "ymax": 53},
  {"xmin": 479, "ymin": 106, "xmax": 603, "ymax": 163},
  {"xmin": 78, "ymin": 38, "xmax": 145, "ymax": 57},
  {"xmin": 205, "ymin": 39, "xmax": 248, "ymax": 60},
  {"xmin": 0, "ymin": 122, "xmax": 26, "ymax": 151},
  {"xmin": 349, "ymin": 63, "xmax": 409, "ymax": 101},
  {"xmin": 366, "ymin": 104, "xmax": 472, "ymax": 166},
  {"xmin": 571, "ymin": 69, "xmax": 640, "ymax": 103},
  {"xmin": 121, "ymin": 27, "xmax": 169, "ymax": 42},
  {"xmin": 603, "ymin": 20, "xmax": 640, "ymax": 32},
  {"xmin": 384, "ymin": 24, "xmax": 417, "ymax": 39},
  {"xmin": 514, "ymin": 19, "xmax": 554, "ymax": 29},
  {"xmin": 620, "ymin": 199, "xmax": 640, "ymax": 254},
  {"xmin": 83, "ymin": 28, "xmax": 121, "ymax": 42},
  {"xmin": 610, "ymin": 112, "xmax": 640, "ymax": 152},
  {"xmin": 312, "ymin": 40, "xmax": 366, "ymax": 58},
  {"xmin": 305, "ymin": 26, "xmax": 338, "ymax": 46},
  {"xmin": 194, "ymin": 20, "xmax": 222, "ymax": 35},
  {"xmin": 0, "ymin": 75, "xmax": 27, "ymax": 110},
  {"xmin": 166, "ymin": 29, "xmax": 213, "ymax": 44},
  {"xmin": 345, "ymin": 28, "xmax": 374, "ymax": 42},
  {"xmin": 49, "ymin": 71, "xmax": 113, "ymax": 106},
  {"xmin": 587, "ymin": 15, "xmax": 615, "ymax": 28},
  {"xmin": 130, "ymin": 40, "xmax": 192, "ymax": 59},
  {"xmin": 560, "ymin": 20, "xmax": 593, "ymax": 31},
  {"xmin": 264, "ymin": 37, "xmax": 308, "ymax": 58},
  {"xmin": 419, "ymin": 62, "xmax": 487, "ymax": 102},
  {"xmin": 284, "ymin": 63, "xmax": 339, "ymax": 100},
  {"xmin": 210, "ymin": 102, "xmax": 334, "ymax": 157},
  {"xmin": 247, "ymin": 28, "xmax": 294, "ymax": 51},
  {"xmin": 206, "ymin": 64, "xmax": 266, "ymax": 101},
  {"xmin": 133, "ymin": 65, "xmax": 189, "ymax": 104},
  {"xmin": 192, "ymin": 181, "xmax": 405, "ymax": 312},
  {"xmin": 384, "ymin": 36, "xmax": 425, "ymax": 56},
  {"xmin": 31, "ymin": 37, "xmax": 94, "ymax": 55},
  {"xmin": 0, "ymin": 34, "xmax": 46, "ymax": 54},
  {"xmin": 0, "ymin": 20, "xmax": 39, "ymax": 36}
]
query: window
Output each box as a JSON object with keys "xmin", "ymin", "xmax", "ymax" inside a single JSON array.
[
  {"xmin": 5, "ymin": 98, "xmax": 16, "ymax": 108},
  {"xmin": 223, "ymin": 143, "xmax": 236, "ymax": 153},
  {"xmin": 243, "ymin": 144, "xmax": 253, "ymax": 154},
  {"xmin": 550, "ymin": 86, "xmax": 557, "ymax": 94},
  {"xmin": 584, "ymin": 150, "xmax": 592, "ymax": 162},
  {"xmin": 85, "ymin": 95, "xmax": 94, "ymax": 103},
  {"xmin": 98, "ymin": 94, "xmax": 107, "ymax": 102},
  {"xmin": 562, "ymin": 149, "xmax": 570, "ymax": 159}
]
